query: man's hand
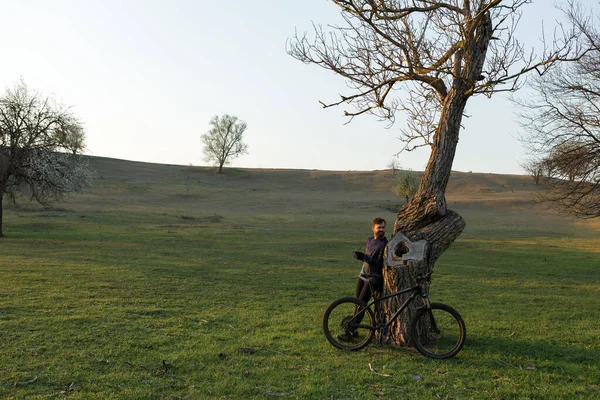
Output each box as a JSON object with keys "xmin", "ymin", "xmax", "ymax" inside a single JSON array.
[{"xmin": 353, "ymin": 251, "xmax": 365, "ymax": 261}]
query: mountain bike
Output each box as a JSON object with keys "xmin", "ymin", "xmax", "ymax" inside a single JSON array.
[{"xmin": 322, "ymin": 271, "xmax": 466, "ymax": 359}]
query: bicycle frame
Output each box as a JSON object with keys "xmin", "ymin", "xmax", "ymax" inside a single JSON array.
[{"xmin": 352, "ymin": 282, "xmax": 430, "ymax": 331}]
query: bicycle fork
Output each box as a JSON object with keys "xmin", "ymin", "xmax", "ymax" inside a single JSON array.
[
  {"xmin": 421, "ymin": 292, "xmax": 432, "ymax": 310},
  {"xmin": 421, "ymin": 293, "xmax": 441, "ymax": 334}
]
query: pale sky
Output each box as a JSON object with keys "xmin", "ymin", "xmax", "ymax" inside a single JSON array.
[{"xmin": 0, "ymin": 0, "xmax": 596, "ymax": 174}]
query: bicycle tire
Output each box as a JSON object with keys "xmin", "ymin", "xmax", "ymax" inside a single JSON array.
[
  {"xmin": 409, "ymin": 302, "xmax": 466, "ymax": 359},
  {"xmin": 322, "ymin": 297, "xmax": 375, "ymax": 351}
]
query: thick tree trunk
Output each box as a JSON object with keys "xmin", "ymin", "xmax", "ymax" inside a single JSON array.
[
  {"xmin": 382, "ymin": 7, "xmax": 493, "ymax": 345},
  {"xmin": 394, "ymin": 81, "xmax": 469, "ymax": 234},
  {"xmin": 380, "ymin": 89, "xmax": 468, "ymax": 344},
  {"xmin": 379, "ymin": 78, "xmax": 471, "ymax": 346},
  {"xmin": 380, "ymin": 211, "xmax": 465, "ymax": 345},
  {"xmin": 379, "ymin": 8, "xmax": 493, "ymax": 347}
]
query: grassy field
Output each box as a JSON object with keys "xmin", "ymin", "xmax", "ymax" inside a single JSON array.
[{"xmin": 0, "ymin": 157, "xmax": 598, "ymax": 399}]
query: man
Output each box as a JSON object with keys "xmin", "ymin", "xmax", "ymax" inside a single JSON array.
[{"xmin": 338, "ymin": 217, "xmax": 388, "ymax": 341}]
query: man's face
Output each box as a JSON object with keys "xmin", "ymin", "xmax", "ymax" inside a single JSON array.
[{"xmin": 372, "ymin": 222, "xmax": 386, "ymax": 239}]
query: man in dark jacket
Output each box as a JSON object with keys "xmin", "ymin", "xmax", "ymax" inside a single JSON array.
[{"xmin": 338, "ymin": 217, "xmax": 388, "ymax": 341}]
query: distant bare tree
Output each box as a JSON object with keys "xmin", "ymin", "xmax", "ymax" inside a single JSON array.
[
  {"xmin": 518, "ymin": 2, "xmax": 600, "ymax": 218},
  {"xmin": 0, "ymin": 80, "xmax": 93, "ymax": 237},
  {"xmin": 387, "ymin": 159, "xmax": 400, "ymax": 177},
  {"xmin": 289, "ymin": 0, "xmax": 586, "ymax": 345},
  {"xmin": 202, "ymin": 114, "xmax": 248, "ymax": 174},
  {"xmin": 521, "ymin": 158, "xmax": 545, "ymax": 185}
]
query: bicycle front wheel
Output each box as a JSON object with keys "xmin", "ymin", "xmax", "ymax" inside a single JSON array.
[
  {"xmin": 322, "ymin": 297, "xmax": 375, "ymax": 351},
  {"xmin": 409, "ymin": 303, "xmax": 466, "ymax": 359}
]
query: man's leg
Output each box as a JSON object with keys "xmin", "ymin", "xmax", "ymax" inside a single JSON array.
[
  {"xmin": 355, "ymin": 275, "xmax": 382, "ymax": 324},
  {"xmin": 356, "ymin": 277, "xmax": 372, "ymax": 303},
  {"xmin": 356, "ymin": 261, "xmax": 373, "ymax": 302},
  {"xmin": 338, "ymin": 277, "xmax": 374, "ymax": 342},
  {"xmin": 337, "ymin": 277, "xmax": 366, "ymax": 342},
  {"xmin": 355, "ymin": 277, "xmax": 372, "ymax": 323}
]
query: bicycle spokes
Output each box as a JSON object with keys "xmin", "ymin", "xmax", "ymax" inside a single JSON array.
[
  {"xmin": 410, "ymin": 304, "xmax": 466, "ymax": 359},
  {"xmin": 323, "ymin": 297, "xmax": 375, "ymax": 351}
]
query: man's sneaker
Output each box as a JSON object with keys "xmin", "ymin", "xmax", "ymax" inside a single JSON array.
[{"xmin": 337, "ymin": 331, "xmax": 358, "ymax": 342}]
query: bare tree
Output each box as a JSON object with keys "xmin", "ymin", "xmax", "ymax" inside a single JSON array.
[
  {"xmin": 392, "ymin": 169, "xmax": 419, "ymax": 202},
  {"xmin": 387, "ymin": 158, "xmax": 400, "ymax": 177},
  {"xmin": 549, "ymin": 141, "xmax": 596, "ymax": 182},
  {"xmin": 0, "ymin": 80, "xmax": 93, "ymax": 237},
  {"xmin": 517, "ymin": 2, "xmax": 599, "ymax": 218},
  {"xmin": 289, "ymin": 0, "xmax": 585, "ymax": 345},
  {"xmin": 202, "ymin": 114, "xmax": 248, "ymax": 174},
  {"xmin": 521, "ymin": 158, "xmax": 545, "ymax": 185}
]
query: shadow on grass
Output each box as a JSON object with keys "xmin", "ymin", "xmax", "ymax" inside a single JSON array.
[
  {"xmin": 466, "ymin": 337, "xmax": 598, "ymax": 368},
  {"xmin": 354, "ymin": 335, "xmax": 598, "ymax": 370}
]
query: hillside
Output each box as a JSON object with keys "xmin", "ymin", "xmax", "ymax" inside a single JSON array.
[
  {"xmin": 7, "ymin": 155, "xmax": 598, "ymax": 237},
  {"xmin": 80, "ymin": 156, "xmax": 541, "ymax": 210}
]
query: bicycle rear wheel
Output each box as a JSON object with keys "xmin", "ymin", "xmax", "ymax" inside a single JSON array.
[
  {"xmin": 323, "ymin": 297, "xmax": 375, "ymax": 351},
  {"xmin": 409, "ymin": 303, "xmax": 466, "ymax": 359}
]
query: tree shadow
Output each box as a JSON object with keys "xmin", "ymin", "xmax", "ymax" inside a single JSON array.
[
  {"xmin": 463, "ymin": 336, "xmax": 598, "ymax": 370},
  {"xmin": 365, "ymin": 335, "xmax": 598, "ymax": 371}
]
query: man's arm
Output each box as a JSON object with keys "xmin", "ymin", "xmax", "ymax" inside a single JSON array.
[{"xmin": 353, "ymin": 250, "xmax": 375, "ymax": 265}]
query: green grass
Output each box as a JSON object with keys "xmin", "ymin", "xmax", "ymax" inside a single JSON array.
[{"xmin": 0, "ymin": 158, "xmax": 598, "ymax": 399}]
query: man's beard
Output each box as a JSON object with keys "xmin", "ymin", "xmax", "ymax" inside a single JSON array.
[{"xmin": 375, "ymin": 231, "xmax": 385, "ymax": 239}]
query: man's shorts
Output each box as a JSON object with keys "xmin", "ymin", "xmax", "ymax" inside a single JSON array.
[{"xmin": 358, "ymin": 262, "xmax": 383, "ymax": 287}]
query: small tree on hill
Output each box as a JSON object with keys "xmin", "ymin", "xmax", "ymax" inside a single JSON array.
[
  {"xmin": 0, "ymin": 80, "xmax": 93, "ymax": 237},
  {"xmin": 387, "ymin": 159, "xmax": 400, "ymax": 177},
  {"xmin": 547, "ymin": 142, "xmax": 595, "ymax": 183},
  {"xmin": 201, "ymin": 114, "xmax": 248, "ymax": 174},
  {"xmin": 521, "ymin": 158, "xmax": 545, "ymax": 185},
  {"xmin": 392, "ymin": 169, "xmax": 419, "ymax": 203}
]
